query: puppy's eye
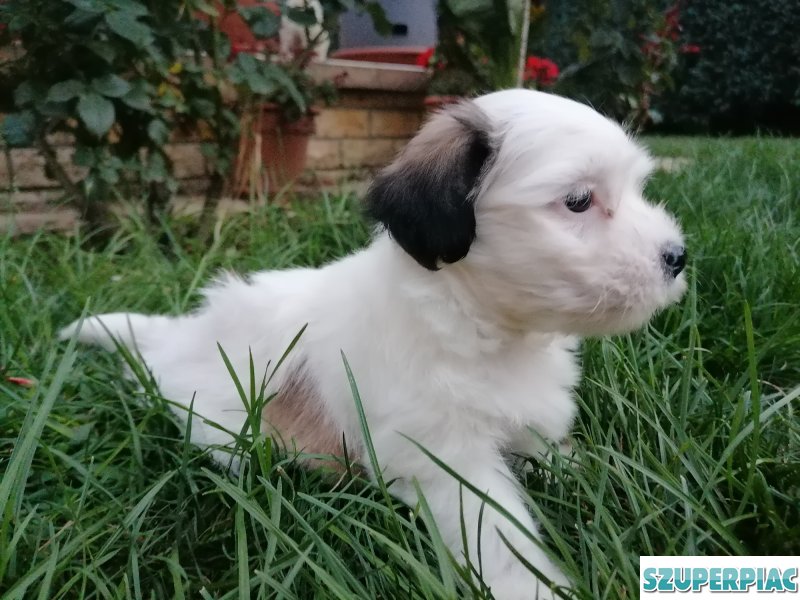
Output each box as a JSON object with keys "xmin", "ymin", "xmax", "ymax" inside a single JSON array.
[{"xmin": 564, "ymin": 190, "xmax": 593, "ymax": 213}]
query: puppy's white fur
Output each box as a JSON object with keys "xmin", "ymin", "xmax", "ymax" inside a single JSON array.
[{"xmin": 62, "ymin": 90, "xmax": 686, "ymax": 599}]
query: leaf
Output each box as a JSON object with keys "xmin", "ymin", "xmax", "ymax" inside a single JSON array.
[
  {"xmin": 263, "ymin": 65, "xmax": 306, "ymax": 113},
  {"xmin": 68, "ymin": 423, "xmax": 93, "ymax": 443},
  {"xmin": 98, "ymin": 164, "xmax": 121, "ymax": 184},
  {"xmin": 106, "ymin": 0, "xmax": 149, "ymax": 16},
  {"xmin": 236, "ymin": 52, "xmax": 258, "ymax": 74},
  {"xmin": 189, "ymin": 98, "xmax": 215, "ymax": 118},
  {"xmin": 200, "ymin": 143, "xmax": 219, "ymax": 160},
  {"xmin": 122, "ymin": 471, "xmax": 176, "ymax": 529},
  {"xmin": 147, "ymin": 119, "xmax": 169, "ymax": 145},
  {"xmin": 142, "ymin": 151, "xmax": 169, "ymax": 182},
  {"xmin": 246, "ymin": 72, "xmax": 277, "ymax": 96},
  {"xmin": 363, "ymin": 2, "xmax": 392, "ymax": 36},
  {"xmin": 46, "ymin": 80, "xmax": 85, "ymax": 103},
  {"xmin": 0, "ymin": 111, "xmax": 36, "ymax": 147},
  {"xmin": 65, "ymin": 7, "xmax": 103, "ymax": 27},
  {"xmin": 444, "ymin": 0, "xmax": 494, "ymax": 18},
  {"xmin": 13, "ymin": 82, "xmax": 37, "ymax": 107},
  {"xmin": 105, "ymin": 11, "xmax": 153, "ymax": 48},
  {"xmin": 81, "ymin": 40, "xmax": 118, "ymax": 63},
  {"xmin": 286, "ymin": 7, "xmax": 318, "ymax": 27},
  {"xmin": 8, "ymin": 14, "xmax": 32, "ymax": 31},
  {"xmin": 194, "ymin": 0, "xmax": 220, "ymax": 17},
  {"xmin": 238, "ymin": 5, "xmax": 280, "ymax": 38},
  {"xmin": 121, "ymin": 84, "xmax": 152, "ymax": 111},
  {"xmin": 91, "ymin": 74, "xmax": 132, "ymax": 98},
  {"xmin": 39, "ymin": 102, "xmax": 72, "ymax": 119},
  {"xmin": 73, "ymin": 146, "xmax": 97, "ymax": 168},
  {"xmin": 213, "ymin": 35, "xmax": 232, "ymax": 62},
  {"xmin": 64, "ymin": 0, "xmax": 103, "ymax": 13},
  {"xmin": 77, "ymin": 93, "xmax": 115, "ymax": 137}
]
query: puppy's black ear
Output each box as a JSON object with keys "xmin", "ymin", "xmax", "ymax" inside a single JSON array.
[{"xmin": 364, "ymin": 102, "xmax": 494, "ymax": 270}]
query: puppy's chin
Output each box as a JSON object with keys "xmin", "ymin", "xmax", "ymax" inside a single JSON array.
[{"xmin": 565, "ymin": 274, "xmax": 687, "ymax": 337}]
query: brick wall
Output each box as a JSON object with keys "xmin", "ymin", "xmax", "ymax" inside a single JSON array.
[{"xmin": 301, "ymin": 90, "xmax": 425, "ymax": 190}]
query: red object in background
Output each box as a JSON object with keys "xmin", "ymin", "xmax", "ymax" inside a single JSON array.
[
  {"xmin": 415, "ymin": 47, "xmax": 435, "ymax": 67},
  {"xmin": 258, "ymin": 104, "xmax": 317, "ymax": 189},
  {"xmin": 331, "ymin": 46, "xmax": 432, "ymax": 66},
  {"xmin": 644, "ymin": 3, "xmax": 700, "ymax": 57},
  {"xmin": 230, "ymin": 41, "xmax": 258, "ymax": 57},
  {"xmin": 523, "ymin": 56, "xmax": 559, "ymax": 86},
  {"xmin": 6, "ymin": 376, "xmax": 34, "ymax": 387},
  {"xmin": 229, "ymin": 103, "xmax": 319, "ymax": 197},
  {"xmin": 221, "ymin": 0, "xmax": 280, "ymax": 55},
  {"xmin": 195, "ymin": 1, "xmax": 281, "ymax": 56}
]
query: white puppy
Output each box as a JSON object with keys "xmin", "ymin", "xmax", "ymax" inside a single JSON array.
[{"xmin": 62, "ymin": 89, "xmax": 687, "ymax": 599}]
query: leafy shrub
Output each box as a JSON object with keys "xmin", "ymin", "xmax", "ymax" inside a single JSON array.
[
  {"xmin": 531, "ymin": 0, "xmax": 682, "ymax": 127},
  {"xmin": 0, "ymin": 0, "xmax": 384, "ymax": 238},
  {"xmin": 1, "ymin": 0, "xmax": 228, "ymax": 233},
  {"xmin": 424, "ymin": 0, "xmax": 529, "ymax": 96},
  {"xmin": 657, "ymin": 0, "xmax": 800, "ymax": 134}
]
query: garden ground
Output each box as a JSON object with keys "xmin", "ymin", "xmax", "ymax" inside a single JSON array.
[{"xmin": 1, "ymin": 136, "xmax": 798, "ymax": 599}]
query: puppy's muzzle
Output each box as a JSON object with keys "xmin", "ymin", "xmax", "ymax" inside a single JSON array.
[{"xmin": 661, "ymin": 243, "xmax": 687, "ymax": 278}]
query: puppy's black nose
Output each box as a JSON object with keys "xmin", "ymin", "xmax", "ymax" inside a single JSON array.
[{"xmin": 662, "ymin": 243, "xmax": 687, "ymax": 278}]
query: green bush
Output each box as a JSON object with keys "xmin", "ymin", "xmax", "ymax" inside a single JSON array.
[
  {"xmin": 0, "ymin": 0, "xmax": 384, "ymax": 238},
  {"xmin": 657, "ymin": 0, "xmax": 800, "ymax": 134},
  {"xmin": 0, "ymin": 0, "xmax": 237, "ymax": 234},
  {"xmin": 532, "ymin": 0, "xmax": 678, "ymax": 128},
  {"xmin": 434, "ymin": 0, "xmax": 529, "ymax": 93}
]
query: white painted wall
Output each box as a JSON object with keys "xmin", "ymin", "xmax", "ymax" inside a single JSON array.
[{"xmin": 338, "ymin": 0, "xmax": 437, "ymax": 48}]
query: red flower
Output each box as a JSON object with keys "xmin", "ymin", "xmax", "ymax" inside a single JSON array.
[
  {"xmin": 641, "ymin": 40, "xmax": 658, "ymax": 57},
  {"xmin": 230, "ymin": 42, "xmax": 253, "ymax": 57},
  {"xmin": 416, "ymin": 47, "xmax": 447, "ymax": 71},
  {"xmin": 416, "ymin": 47, "xmax": 435, "ymax": 67},
  {"xmin": 524, "ymin": 56, "xmax": 559, "ymax": 86}
]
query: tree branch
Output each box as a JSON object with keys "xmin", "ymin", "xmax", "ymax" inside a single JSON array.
[{"xmin": 36, "ymin": 130, "xmax": 84, "ymax": 211}]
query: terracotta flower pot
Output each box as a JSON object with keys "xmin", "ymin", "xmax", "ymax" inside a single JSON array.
[{"xmin": 230, "ymin": 103, "xmax": 317, "ymax": 197}]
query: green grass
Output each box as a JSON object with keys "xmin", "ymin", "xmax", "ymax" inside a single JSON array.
[{"xmin": 1, "ymin": 137, "xmax": 799, "ymax": 599}]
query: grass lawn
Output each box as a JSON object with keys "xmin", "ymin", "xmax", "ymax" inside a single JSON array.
[{"xmin": 1, "ymin": 136, "xmax": 798, "ymax": 599}]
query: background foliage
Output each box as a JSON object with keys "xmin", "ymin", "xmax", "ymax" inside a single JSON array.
[
  {"xmin": 532, "ymin": 0, "xmax": 677, "ymax": 127},
  {"xmin": 534, "ymin": 0, "xmax": 799, "ymax": 133},
  {"xmin": 0, "ymin": 0, "xmax": 383, "ymax": 237},
  {"xmin": 657, "ymin": 0, "xmax": 800, "ymax": 134},
  {"xmin": 434, "ymin": 0, "xmax": 528, "ymax": 93}
]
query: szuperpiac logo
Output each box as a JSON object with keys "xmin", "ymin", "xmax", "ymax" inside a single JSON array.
[{"xmin": 640, "ymin": 556, "xmax": 799, "ymax": 597}]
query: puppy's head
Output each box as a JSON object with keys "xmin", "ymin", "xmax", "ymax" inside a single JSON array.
[{"xmin": 366, "ymin": 89, "xmax": 686, "ymax": 335}]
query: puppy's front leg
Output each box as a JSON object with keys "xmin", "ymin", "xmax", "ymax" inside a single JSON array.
[
  {"xmin": 507, "ymin": 426, "xmax": 573, "ymax": 466},
  {"xmin": 384, "ymin": 441, "xmax": 569, "ymax": 599}
]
